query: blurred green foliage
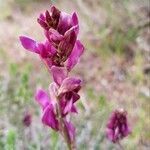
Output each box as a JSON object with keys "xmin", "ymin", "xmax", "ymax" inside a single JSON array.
[
  {"xmin": 8, "ymin": 63, "xmax": 32, "ymax": 104},
  {"xmin": 5, "ymin": 129, "xmax": 16, "ymax": 150}
]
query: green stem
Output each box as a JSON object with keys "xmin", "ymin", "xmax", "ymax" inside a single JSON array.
[{"xmin": 56, "ymin": 99, "xmax": 75, "ymax": 150}]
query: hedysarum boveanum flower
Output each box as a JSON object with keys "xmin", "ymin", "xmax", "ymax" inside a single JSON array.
[
  {"xmin": 35, "ymin": 67, "xmax": 82, "ymax": 146},
  {"xmin": 19, "ymin": 6, "xmax": 84, "ymax": 71},
  {"xmin": 106, "ymin": 109, "xmax": 131, "ymax": 143},
  {"xmin": 19, "ymin": 5, "xmax": 84, "ymax": 150}
]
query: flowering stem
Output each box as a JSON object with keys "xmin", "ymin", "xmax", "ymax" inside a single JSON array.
[
  {"xmin": 56, "ymin": 98, "xmax": 75, "ymax": 150},
  {"xmin": 43, "ymin": 61, "xmax": 73, "ymax": 149}
]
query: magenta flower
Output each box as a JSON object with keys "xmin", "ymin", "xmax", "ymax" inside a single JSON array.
[
  {"xmin": 35, "ymin": 68, "xmax": 82, "ymax": 122},
  {"xmin": 34, "ymin": 70, "xmax": 80, "ymax": 148},
  {"xmin": 106, "ymin": 109, "xmax": 131, "ymax": 143},
  {"xmin": 19, "ymin": 6, "xmax": 84, "ymax": 71},
  {"xmin": 51, "ymin": 66, "xmax": 82, "ymax": 116},
  {"xmin": 35, "ymin": 88, "xmax": 59, "ymax": 131},
  {"xmin": 35, "ymin": 66, "xmax": 81, "ymax": 143},
  {"xmin": 19, "ymin": 29, "xmax": 84, "ymax": 71},
  {"xmin": 20, "ymin": 5, "xmax": 84, "ymax": 149}
]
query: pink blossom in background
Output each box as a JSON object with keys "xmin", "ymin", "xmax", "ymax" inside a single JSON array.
[
  {"xmin": 106, "ymin": 109, "xmax": 131, "ymax": 143},
  {"xmin": 22, "ymin": 111, "xmax": 32, "ymax": 127}
]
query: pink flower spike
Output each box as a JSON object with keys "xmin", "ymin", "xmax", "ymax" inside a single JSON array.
[
  {"xmin": 35, "ymin": 88, "xmax": 59, "ymax": 131},
  {"xmin": 106, "ymin": 109, "xmax": 131, "ymax": 143},
  {"xmin": 19, "ymin": 5, "xmax": 85, "ymax": 149}
]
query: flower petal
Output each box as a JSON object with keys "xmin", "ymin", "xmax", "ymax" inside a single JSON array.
[
  {"xmin": 42, "ymin": 57, "xmax": 53, "ymax": 68},
  {"xmin": 39, "ymin": 13, "xmax": 45, "ymax": 21},
  {"xmin": 37, "ymin": 18, "xmax": 49, "ymax": 30},
  {"xmin": 58, "ymin": 77, "xmax": 82, "ymax": 95},
  {"xmin": 42, "ymin": 105, "xmax": 59, "ymax": 131},
  {"xmin": 19, "ymin": 36, "xmax": 39, "ymax": 53},
  {"xmin": 66, "ymin": 40, "xmax": 84, "ymax": 71},
  {"xmin": 58, "ymin": 26, "xmax": 78, "ymax": 60},
  {"xmin": 64, "ymin": 98, "xmax": 73, "ymax": 115},
  {"xmin": 72, "ymin": 12, "xmax": 78, "ymax": 26},
  {"xmin": 35, "ymin": 88, "xmax": 50, "ymax": 109},
  {"xmin": 121, "ymin": 123, "xmax": 131, "ymax": 137},
  {"xmin": 46, "ymin": 29, "xmax": 64, "ymax": 43},
  {"xmin": 38, "ymin": 41, "xmax": 57, "ymax": 58},
  {"xmin": 57, "ymin": 12, "xmax": 72, "ymax": 35},
  {"xmin": 71, "ymin": 105, "xmax": 78, "ymax": 113},
  {"xmin": 106, "ymin": 128, "xmax": 114, "ymax": 142},
  {"xmin": 51, "ymin": 66, "xmax": 68, "ymax": 85},
  {"xmin": 72, "ymin": 92, "xmax": 80, "ymax": 103},
  {"xmin": 45, "ymin": 10, "xmax": 52, "ymax": 23},
  {"xmin": 71, "ymin": 12, "xmax": 79, "ymax": 34}
]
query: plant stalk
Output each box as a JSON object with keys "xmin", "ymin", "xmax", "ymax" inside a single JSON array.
[
  {"xmin": 44, "ymin": 62, "xmax": 75, "ymax": 150},
  {"xmin": 56, "ymin": 98, "xmax": 75, "ymax": 150}
]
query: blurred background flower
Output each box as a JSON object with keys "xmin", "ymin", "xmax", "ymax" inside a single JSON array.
[
  {"xmin": 0, "ymin": 0, "xmax": 149, "ymax": 149},
  {"xmin": 106, "ymin": 109, "xmax": 131, "ymax": 143}
]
